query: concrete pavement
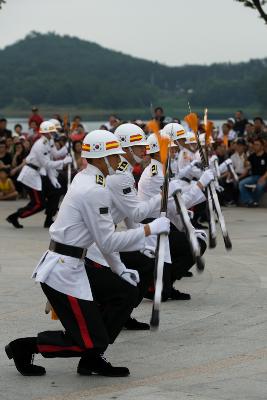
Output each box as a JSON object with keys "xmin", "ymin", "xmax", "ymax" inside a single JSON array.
[{"xmin": 0, "ymin": 200, "xmax": 267, "ymax": 400}]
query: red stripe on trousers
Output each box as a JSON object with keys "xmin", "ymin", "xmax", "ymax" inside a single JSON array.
[
  {"xmin": 20, "ymin": 189, "xmax": 42, "ymax": 218},
  {"xmin": 67, "ymin": 295, "xmax": 94, "ymax": 349},
  {"xmin": 37, "ymin": 345, "xmax": 83, "ymax": 353}
]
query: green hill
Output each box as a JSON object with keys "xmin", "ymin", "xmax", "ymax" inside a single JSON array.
[{"xmin": 0, "ymin": 31, "xmax": 267, "ymax": 116}]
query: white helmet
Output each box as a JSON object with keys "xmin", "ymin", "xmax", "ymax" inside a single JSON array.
[
  {"xmin": 81, "ymin": 130, "xmax": 125, "ymax": 159},
  {"xmin": 146, "ymin": 133, "xmax": 160, "ymax": 154},
  {"xmin": 185, "ymin": 131, "xmax": 197, "ymax": 145},
  {"xmin": 49, "ymin": 119, "xmax": 62, "ymax": 130},
  {"xmin": 162, "ymin": 123, "xmax": 187, "ymax": 140},
  {"xmin": 114, "ymin": 123, "xmax": 148, "ymax": 147},
  {"xmin": 39, "ymin": 121, "xmax": 57, "ymax": 134}
]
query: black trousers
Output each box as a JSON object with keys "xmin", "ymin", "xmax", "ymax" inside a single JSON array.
[
  {"xmin": 85, "ymin": 261, "xmax": 139, "ymax": 341},
  {"xmin": 120, "ymin": 251, "xmax": 155, "ymax": 306},
  {"xmin": 168, "ymin": 224, "xmax": 207, "ymax": 283},
  {"xmin": 38, "ymin": 268, "xmax": 138, "ymax": 359},
  {"xmin": 17, "ymin": 177, "xmax": 62, "ymax": 220}
]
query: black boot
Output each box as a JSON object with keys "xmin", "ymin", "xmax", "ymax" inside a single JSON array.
[
  {"xmin": 77, "ymin": 352, "xmax": 130, "ymax": 377},
  {"xmin": 124, "ymin": 317, "xmax": 150, "ymax": 331},
  {"xmin": 5, "ymin": 337, "xmax": 46, "ymax": 376},
  {"xmin": 6, "ymin": 213, "xmax": 23, "ymax": 229},
  {"xmin": 170, "ymin": 288, "xmax": 191, "ymax": 300}
]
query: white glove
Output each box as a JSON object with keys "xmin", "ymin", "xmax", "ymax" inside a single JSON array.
[
  {"xmin": 209, "ymin": 155, "xmax": 218, "ymax": 165},
  {"xmin": 140, "ymin": 247, "xmax": 155, "ymax": 259},
  {"xmin": 63, "ymin": 155, "xmax": 72, "ymax": 165},
  {"xmin": 214, "ymin": 180, "xmax": 224, "ymax": 193},
  {"xmin": 219, "ymin": 159, "xmax": 232, "ymax": 174},
  {"xmin": 178, "ymin": 165, "xmax": 192, "ymax": 180},
  {"xmin": 50, "ymin": 176, "xmax": 61, "ymax": 189},
  {"xmin": 120, "ymin": 269, "xmax": 140, "ymax": 286},
  {"xmin": 148, "ymin": 216, "xmax": 170, "ymax": 235},
  {"xmin": 190, "ymin": 160, "xmax": 202, "ymax": 169},
  {"xmin": 198, "ymin": 169, "xmax": 214, "ymax": 188},
  {"xmin": 168, "ymin": 180, "xmax": 182, "ymax": 197},
  {"xmin": 191, "ymin": 166, "xmax": 202, "ymax": 180},
  {"xmin": 195, "ymin": 229, "xmax": 208, "ymax": 244}
]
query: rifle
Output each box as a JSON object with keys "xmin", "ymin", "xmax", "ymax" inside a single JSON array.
[
  {"xmin": 63, "ymin": 115, "xmax": 73, "ymax": 189},
  {"xmin": 150, "ymin": 126, "xmax": 170, "ymax": 330},
  {"xmin": 172, "ymin": 188, "xmax": 205, "ymax": 272},
  {"xmin": 184, "ymin": 113, "xmax": 217, "ymax": 249}
]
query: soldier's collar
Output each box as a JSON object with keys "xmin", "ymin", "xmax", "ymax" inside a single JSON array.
[
  {"xmin": 85, "ymin": 164, "xmax": 105, "ymax": 179},
  {"xmin": 119, "ymin": 156, "xmax": 133, "ymax": 174}
]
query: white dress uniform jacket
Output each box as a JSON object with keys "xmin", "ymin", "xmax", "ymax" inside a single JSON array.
[
  {"xmin": 87, "ymin": 157, "xmax": 162, "ymax": 266},
  {"xmin": 32, "ymin": 164, "xmax": 147, "ymax": 301},
  {"xmin": 18, "ymin": 137, "xmax": 64, "ymax": 191}
]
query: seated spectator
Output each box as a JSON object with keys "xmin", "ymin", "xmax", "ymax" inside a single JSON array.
[
  {"xmin": 12, "ymin": 124, "xmax": 23, "ymax": 138},
  {"xmin": 213, "ymin": 142, "xmax": 227, "ymax": 164},
  {"xmin": 231, "ymin": 139, "xmax": 249, "ymax": 180},
  {"xmin": 72, "ymin": 141, "xmax": 85, "ymax": 170},
  {"xmin": 105, "ymin": 114, "xmax": 121, "ymax": 132},
  {"xmin": 70, "ymin": 116, "xmax": 86, "ymax": 141},
  {"xmin": 0, "ymin": 168, "xmax": 18, "ymax": 200},
  {"xmin": 0, "ymin": 118, "xmax": 12, "ymax": 139},
  {"xmin": 145, "ymin": 107, "xmax": 165, "ymax": 133},
  {"xmin": 28, "ymin": 106, "xmax": 43, "ymax": 128},
  {"xmin": 244, "ymin": 122, "xmax": 255, "ymax": 140},
  {"xmin": 0, "ymin": 141, "xmax": 12, "ymax": 170},
  {"xmin": 239, "ymin": 138, "xmax": 267, "ymax": 207},
  {"xmin": 5, "ymin": 137, "xmax": 14, "ymax": 155},
  {"xmin": 233, "ymin": 110, "xmax": 248, "ymax": 137},
  {"xmin": 253, "ymin": 117, "xmax": 266, "ymax": 137},
  {"xmin": 218, "ymin": 123, "xmax": 237, "ymax": 147},
  {"xmin": 28, "ymin": 120, "xmax": 40, "ymax": 142},
  {"xmin": 10, "ymin": 142, "xmax": 26, "ymax": 195}
]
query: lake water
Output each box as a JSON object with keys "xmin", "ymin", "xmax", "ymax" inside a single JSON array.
[{"xmin": 7, "ymin": 118, "xmax": 226, "ymax": 133}]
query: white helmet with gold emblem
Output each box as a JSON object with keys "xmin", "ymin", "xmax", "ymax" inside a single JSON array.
[{"xmin": 81, "ymin": 130, "xmax": 125, "ymax": 158}]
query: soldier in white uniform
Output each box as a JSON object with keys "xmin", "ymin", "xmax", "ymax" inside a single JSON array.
[
  {"xmin": 5, "ymin": 130, "xmax": 170, "ymax": 378},
  {"xmin": 86, "ymin": 123, "xmax": 180, "ymax": 329},
  {"xmin": 6, "ymin": 121, "xmax": 72, "ymax": 228},
  {"xmin": 138, "ymin": 133, "xmax": 213, "ymax": 299}
]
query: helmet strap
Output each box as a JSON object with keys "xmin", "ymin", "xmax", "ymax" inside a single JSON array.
[
  {"xmin": 104, "ymin": 157, "xmax": 116, "ymax": 175},
  {"xmin": 129, "ymin": 147, "xmax": 143, "ymax": 164}
]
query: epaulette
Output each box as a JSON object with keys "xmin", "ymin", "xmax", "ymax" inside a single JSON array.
[
  {"xmin": 96, "ymin": 175, "xmax": 105, "ymax": 187},
  {"xmin": 43, "ymin": 139, "xmax": 48, "ymax": 144},
  {"xmin": 151, "ymin": 164, "xmax": 158, "ymax": 176},
  {"xmin": 117, "ymin": 161, "xmax": 129, "ymax": 172}
]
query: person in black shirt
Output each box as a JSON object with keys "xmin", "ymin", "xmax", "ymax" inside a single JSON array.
[
  {"xmin": 239, "ymin": 139, "xmax": 267, "ymax": 206},
  {"xmin": 0, "ymin": 141, "xmax": 12, "ymax": 170},
  {"xmin": 234, "ymin": 111, "xmax": 248, "ymax": 137},
  {"xmin": 0, "ymin": 119, "xmax": 12, "ymax": 139}
]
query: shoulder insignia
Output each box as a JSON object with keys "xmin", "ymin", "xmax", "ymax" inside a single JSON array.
[
  {"xmin": 123, "ymin": 187, "xmax": 132, "ymax": 194},
  {"xmin": 96, "ymin": 175, "xmax": 105, "ymax": 187},
  {"xmin": 117, "ymin": 161, "xmax": 129, "ymax": 172},
  {"xmin": 151, "ymin": 164, "xmax": 158, "ymax": 176},
  {"xmin": 43, "ymin": 139, "xmax": 48, "ymax": 144}
]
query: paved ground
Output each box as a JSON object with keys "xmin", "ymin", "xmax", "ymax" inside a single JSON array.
[{"xmin": 0, "ymin": 200, "xmax": 267, "ymax": 400}]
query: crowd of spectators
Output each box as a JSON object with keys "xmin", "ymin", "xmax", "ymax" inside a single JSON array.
[{"xmin": 0, "ymin": 107, "xmax": 266, "ymax": 207}]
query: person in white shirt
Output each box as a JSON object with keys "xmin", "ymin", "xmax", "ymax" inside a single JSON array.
[{"xmin": 5, "ymin": 130, "xmax": 170, "ymax": 378}]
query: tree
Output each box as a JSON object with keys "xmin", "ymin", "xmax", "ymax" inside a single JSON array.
[{"xmin": 235, "ymin": 0, "xmax": 267, "ymax": 24}]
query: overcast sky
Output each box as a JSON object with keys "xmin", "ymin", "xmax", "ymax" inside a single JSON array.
[{"xmin": 0, "ymin": 0, "xmax": 266, "ymax": 66}]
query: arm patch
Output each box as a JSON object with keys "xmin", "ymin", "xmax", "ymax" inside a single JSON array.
[
  {"xmin": 99, "ymin": 207, "xmax": 109, "ymax": 214},
  {"xmin": 151, "ymin": 164, "xmax": 158, "ymax": 176},
  {"xmin": 123, "ymin": 187, "xmax": 132, "ymax": 194}
]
